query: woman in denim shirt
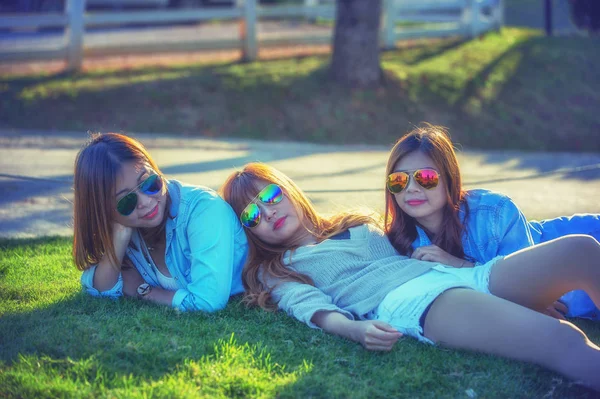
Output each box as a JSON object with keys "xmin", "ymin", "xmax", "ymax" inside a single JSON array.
[
  {"xmin": 74, "ymin": 133, "xmax": 248, "ymax": 312},
  {"xmin": 384, "ymin": 125, "xmax": 600, "ymax": 319}
]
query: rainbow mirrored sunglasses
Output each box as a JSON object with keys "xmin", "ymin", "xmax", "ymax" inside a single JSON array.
[
  {"xmin": 386, "ymin": 168, "xmax": 439, "ymax": 194},
  {"xmin": 240, "ymin": 184, "xmax": 284, "ymax": 228},
  {"xmin": 116, "ymin": 174, "xmax": 163, "ymax": 216}
]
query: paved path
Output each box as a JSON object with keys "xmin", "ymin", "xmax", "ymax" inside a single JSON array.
[{"xmin": 1, "ymin": 129, "xmax": 599, "ymax": 238}]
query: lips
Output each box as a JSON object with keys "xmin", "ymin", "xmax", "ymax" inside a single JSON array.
[
  {"xmin": 273, "ymin": 216, "xmax": 287, "ymax": 230},
  {"xmin": 406, "ymin": 199, "xmax": 427, "ymax": 206},
  {"xmin": 142, "ymin": 204, "xmax": 159, "ymax": 219}
]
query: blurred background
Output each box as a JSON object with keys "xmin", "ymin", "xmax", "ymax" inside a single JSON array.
[{"xmin": 0, "ymin": 0, "xmax": 598, "ymax": 152}]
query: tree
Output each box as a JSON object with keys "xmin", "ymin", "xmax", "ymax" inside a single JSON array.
[{"xmin": 330, "ymin": 0, "xmax": 383, "ymax": 88}]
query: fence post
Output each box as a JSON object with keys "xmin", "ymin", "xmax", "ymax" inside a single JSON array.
[
  {"xmin": 240, "ymin": 0, "xmax": 258, "ymax": 61},
  {"xmin": 469, "ymin": 0, "xmax": 481, "ymax": 38},
  {"xmin": 381, "ymin": 0, "xmax": 396, "ymax": 49},
  {"xmin": 66, "ymin": 0, "xmax": 85, "ymax": 71},
  {"xmin": 496, "ymin": 0, "xmax": 504, "ymax": 30}
]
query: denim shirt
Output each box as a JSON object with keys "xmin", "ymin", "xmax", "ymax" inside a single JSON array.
[
  {"xmin": 411, "ymin": 189, "xmax": 600, "ymax": 319},
  {"xmin": 412, "ymin": 189, "xmax": 539, "ymax": 264},
  {"xmin": 80, "ymin": 179, "xmax": 248, "ymax": 312}
]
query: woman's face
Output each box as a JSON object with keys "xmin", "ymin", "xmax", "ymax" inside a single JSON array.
[
  {"xmin": 244, "ymin": 181, "xmax": 314, "ymax": 247},
  {"xmin": 391, "ymin": 151, "xmax": 447, "ymax": 232},
  {"xmin": 113, "ymin": 161, "xmax": 167, "ymax": 229}
]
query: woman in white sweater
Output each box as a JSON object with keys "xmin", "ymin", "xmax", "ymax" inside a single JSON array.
[{"xmin": 220, "ymin": 162, "xmax": 600, "ymax": 391}]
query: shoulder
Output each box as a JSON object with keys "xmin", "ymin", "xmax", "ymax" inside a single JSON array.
[
  {"xmin": 350, "ymin": 223, "xmax": 391, "ymax": 245},
  {"xmin": 169, "ymin": 180, "xmax": 237, "ymax": 221},
  {"xmin": 349, "ymin": 223, "xmax": 381, "ymax": 239},
  {"xmin": 464, "ymin": 189, "xmax": 516, "ymax": 210}
]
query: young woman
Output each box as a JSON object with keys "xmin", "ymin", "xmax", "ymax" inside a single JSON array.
[
  {"xmin": 220, "ymin": 162, "xmax": 600, "ymax": 391},
  {"xmin": 384, "ymin": 124, "xmax": 600, "ymax": 320},
  {"xmin": 73, "ymin": 133, "xmax": 248, "ymax": 312}
]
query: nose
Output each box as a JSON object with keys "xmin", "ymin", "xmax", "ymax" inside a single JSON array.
[
  {"xmin": 137, "ymin": 192, "xmax": 153, "ymax": 208},
  {"xmin": 405, "ymin": 175, "xmax": 421, "ymax": 192},
  {"xmin": 261, "ymin": 205, "xmax": 277, "ymax": 221}
]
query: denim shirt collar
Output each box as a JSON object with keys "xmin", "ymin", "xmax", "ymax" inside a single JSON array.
[
  {"xmin": 415, "ymin": 226, "xmax": 432, "ymax": 247},
  {"xmin": 413, "ymin": 205, "xmax": 467, "ymax": 248}
]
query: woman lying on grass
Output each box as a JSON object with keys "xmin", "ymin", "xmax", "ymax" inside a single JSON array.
[
  {"xmin": 220, "ymin": 162, "xmax": 600, "ymax": 391},
  {"xmin": 73, "ymin": 133, "xmax": 248, "ymax": 312},
  {"xmin": 384, "ymin": 124, "xmax": 600, "ymax": 320}
]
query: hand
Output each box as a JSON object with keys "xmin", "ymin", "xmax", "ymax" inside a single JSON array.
[
  {"xmin": 543, "ymin": 301, "xmax": 568, "ymax": 320},
  {"xmin": 411, "ymin": 245, "xmax": 470, "ymax": 268},
  {"xmin": 113, "ymin": 222, "xmax": 133, "ymax": 245},
  {"xmin": 352, "ymin": 320, "xmax": 403, "ymax": 352}
]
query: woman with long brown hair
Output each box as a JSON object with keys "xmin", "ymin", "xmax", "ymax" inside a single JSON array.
[
  {"xmin": 221, "ymin": 162, "xmax": 600, "ymax": 390},
  {"xmin": 73, "ymin": 133, "xmax": 248, "ymax": 312},
  {"xmin": 384, "ymin": 124, "xmax": 600, "ymax": 319}
]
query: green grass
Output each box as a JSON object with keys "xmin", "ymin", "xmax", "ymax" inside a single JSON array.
[
  {"xmin": 1, "ymin": 27, "xmax": 599, "ymax": 152},
  {"xmin": 1, "ymin": 238, "xmax": 600, "ymax": 398}
]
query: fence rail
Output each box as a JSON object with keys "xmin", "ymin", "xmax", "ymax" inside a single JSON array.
[{"xmin": 0, "ymin": 0, "xmax": 503, "ymax": 70}]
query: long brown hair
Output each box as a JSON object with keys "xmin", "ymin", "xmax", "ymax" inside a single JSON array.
[
  {"xmin": 219, "ymin": 162, "xmax": 376, "ymax": 310},
  {"xmin": 384, "ymin": 124, "xmax": 469, "ymax": 258},
  {"xmin": 73, "ymin": 133, "xmax": 169, "ymax": 271}
]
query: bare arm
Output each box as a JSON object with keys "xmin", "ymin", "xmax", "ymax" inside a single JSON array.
[
  {"xmin": 93, "ymin": 223, "xmax": 133, "ymax": 291},
  {"xmin": 311, "ymin": 311, "xmax": 403, "ymax": 351}
]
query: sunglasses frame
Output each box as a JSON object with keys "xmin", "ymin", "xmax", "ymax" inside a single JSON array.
[
  {"xmin": 240, "ymin": 183, "xmax": 284, "ymax": 228},
  {"xmin": 386, "ymin": 168, "xmax": 440, "ymax": 194},
  {"xmin": 116, "ymin": 173, "xmax": 163, "ymax": 216}
]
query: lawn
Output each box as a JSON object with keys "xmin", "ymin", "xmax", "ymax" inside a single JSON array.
[
  {"xmin": 1, "ymin": 237, "xmax": 599, "ymax": 398},
  {"xmin": 1, "ymin": 27, "xmax": 599, "ymax": 152}
]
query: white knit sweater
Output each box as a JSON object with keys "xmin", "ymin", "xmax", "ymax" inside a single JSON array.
[{"xmin": 268, "ymin": 224, "xmax": 437, "ymax": 328}]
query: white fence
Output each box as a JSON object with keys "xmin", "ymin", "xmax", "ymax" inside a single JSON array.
[{"xmin": 0, "ymin": 0, "xmax": 503, "ymax": 71}]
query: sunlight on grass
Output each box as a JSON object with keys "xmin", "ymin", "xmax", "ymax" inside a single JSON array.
[
  {"xmin": 219, "ymin": 58, "xmax": 323, "ymax": 90},
  {"xmin": 0, "ymin": 237, "xmax": 80, "ymax": 315},
  {"xmin": 18, "ymin": 71, "xmax": 192, "ymax": 102},
  {"xmin": 0, "ymin": 335, "xmax": 312, "ymax": 398},
  {"xmin": 464, "ymin": 50, "xmax": 524, "ymax": 115},
  {"xmin": 382, "ymin": 28, "xmax": 539, "ymax": 106}
]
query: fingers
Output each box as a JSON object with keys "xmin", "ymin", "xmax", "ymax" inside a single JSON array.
[
  {"xmin": 412, "ymin": 245, "xmax": 440, "ymax": 260},
  {"xmin": 363, "ymin": 333, "xmax": 402, "ymax": 351},
  {"xmin": 371, "ymin": 320, "xmax": 402, "ymax": 333}
]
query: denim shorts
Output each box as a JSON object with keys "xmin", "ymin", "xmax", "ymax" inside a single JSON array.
[{"xmin": 372, "ymin": 256, "xmax": 504, "ymax": 345}]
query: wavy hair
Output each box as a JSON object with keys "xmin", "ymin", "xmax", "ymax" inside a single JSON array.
[
  {"xmin": 73, "ymin": 133, "xmax": 170, "ymax": 271},
  {"xmin": 219, "ymin": 162, "xmax": 376, "ymax": 310},
  {"xmin": 384, "ymin": 124, "xmax": 469, "ymax": 258}
]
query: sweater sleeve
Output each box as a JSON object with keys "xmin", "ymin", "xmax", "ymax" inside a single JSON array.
[{"xmin": 271, "ymin": 281, "xmax": 355, "ymax": 329}]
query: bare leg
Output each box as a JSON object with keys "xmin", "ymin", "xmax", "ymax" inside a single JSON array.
[
  {"xmin": 489, "ymin": 235, "xmax": 600, "ymax": 312},
  {"xmin": 424, "ymin": 288, "xmax": 600, "ymax": 390}
]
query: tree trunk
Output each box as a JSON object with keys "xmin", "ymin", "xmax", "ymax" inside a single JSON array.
[{"xmin": 330, "ymin": 0, "xmax": 383, "ymax": 88}]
